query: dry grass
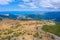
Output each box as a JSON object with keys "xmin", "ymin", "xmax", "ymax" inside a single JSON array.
[{"xmin": 0, "ymin": 19, "xmax": 55, "ymax": 40}]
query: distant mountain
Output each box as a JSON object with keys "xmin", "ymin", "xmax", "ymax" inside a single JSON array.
[
  {"xmin": 0, "ymin": 14, "xmax": 17, "ymax": 20},
  {"xmin": 0, "ymin": 11, "xmax": 60, "ymax": 22}
]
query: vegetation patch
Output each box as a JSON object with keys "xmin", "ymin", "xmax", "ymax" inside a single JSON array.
[{"xmin": 42, "ymin": 22, "xmax": 60, "ymax": 37}]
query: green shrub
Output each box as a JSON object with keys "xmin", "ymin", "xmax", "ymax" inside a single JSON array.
[
  {"xmin": 33, "ymin": 32, "xmax": 39, "ymax": 38},
  {"xmin": 13, "ymin": 32, "xmax": 20, "ymax": 37}
]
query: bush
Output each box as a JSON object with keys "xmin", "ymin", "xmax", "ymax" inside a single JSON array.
[
  {"xmin": 33, "ymin": 32, "xmax": 39, "ymax": 38},
  {"xmin": 12, "ymin": 32, "xmax": 20, "ymax": 37}
]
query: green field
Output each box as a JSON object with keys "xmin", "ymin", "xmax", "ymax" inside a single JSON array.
[{"xmin": 42, "ymin": 22, "xmax": 60, "ymax": 37}]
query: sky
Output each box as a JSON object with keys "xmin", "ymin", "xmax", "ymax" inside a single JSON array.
[{"xmin": 0, "ymin": 0, "xmax": 60, "ymax": 11}]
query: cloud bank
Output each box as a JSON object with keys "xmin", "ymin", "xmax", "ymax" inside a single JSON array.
[
  {"xmin": 18, "ymin": 0, "xmax": 60, "ymax": 9},
  {"xmin": 0, "ymin": 0, "xmax": 60, "ymax": 10},
  {"xmin": 40, "ymin": 0, "xmax": 60, "ymax": 9}
]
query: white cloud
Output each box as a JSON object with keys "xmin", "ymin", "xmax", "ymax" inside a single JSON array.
[
  {"xmin": 18, "ymin": 2, "xmax": 38, "ymax": 8},
  {"xmin": 0, "ymin": 0, "xmax": 14, "ymax": 5},
  {"xmin": 40, "ymin": 0, "xmax": 53, "ymax": 8},
  {"xmin": 27, "ymin": 2, "xmax": 38, "ymax": 8},
  {"xmin": 40, "ymin": 0, "xmax": 60, "ymax": 9},
  {"xmin": 18, "ymin": 4, "xmax": 26, "ymax": 8},
  {"xmin": 51, "ymin": 0, "xmax": 60, "ymax": 3},
  {"xmin": 18, "ymin": 0, "xmax": 38, "ymax": 8},
  {"xmin": 18, "ymin": 3, "xmax": 38, "ymax": 8}
]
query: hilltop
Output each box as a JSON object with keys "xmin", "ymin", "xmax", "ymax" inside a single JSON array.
[{"xmin": 0, "ymin": 19, "xmax": 55, "ymax": 40}]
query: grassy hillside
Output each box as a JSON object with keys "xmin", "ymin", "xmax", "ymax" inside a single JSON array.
[{"xmin": 42, "ymin": 22, "xmax": 60, "ymax": 37}]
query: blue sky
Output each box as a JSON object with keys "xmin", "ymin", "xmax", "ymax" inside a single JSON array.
[{"xmin": 0, "ymin": 0, "xmax": 60, "ymax": 11}]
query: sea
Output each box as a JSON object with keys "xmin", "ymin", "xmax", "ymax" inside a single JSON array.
[{"xmin": 0, "ymin": 11, "xmax": 60, "ymax": 22}]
